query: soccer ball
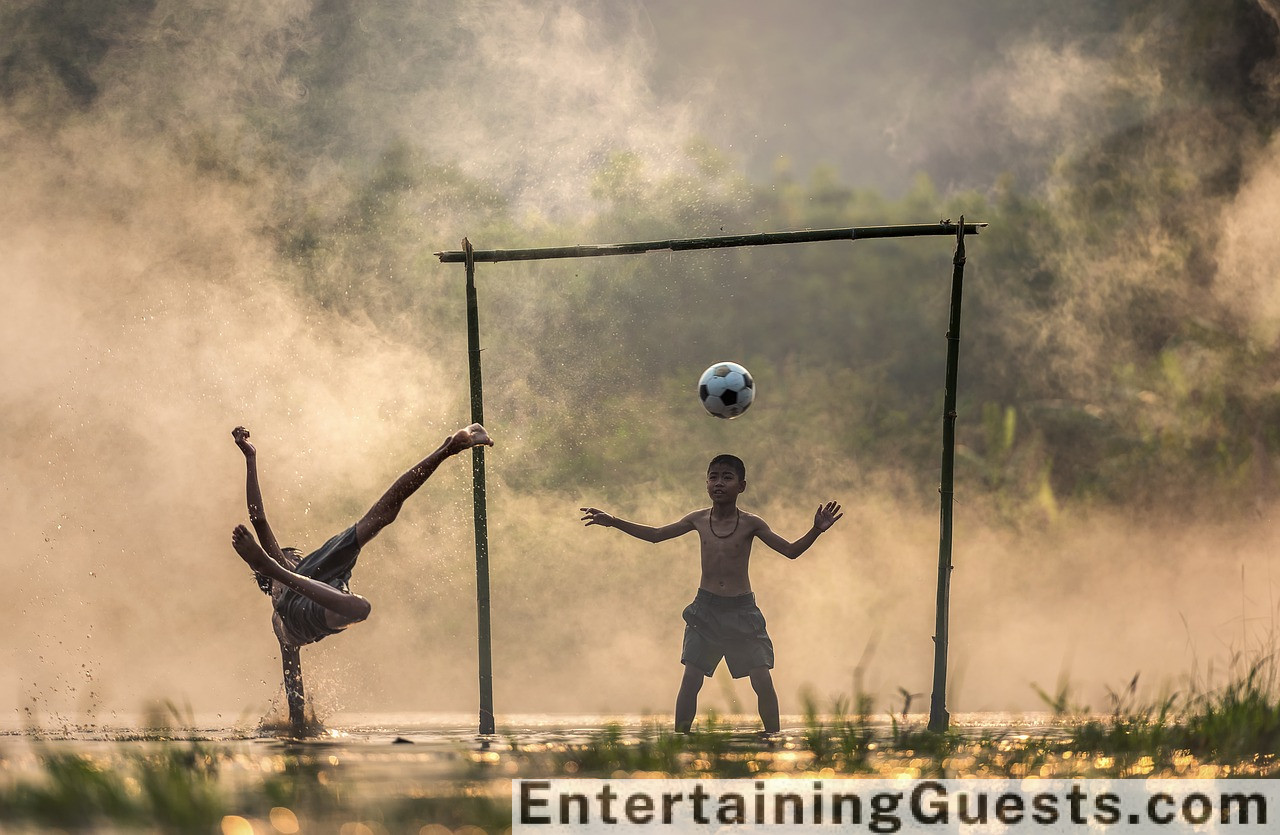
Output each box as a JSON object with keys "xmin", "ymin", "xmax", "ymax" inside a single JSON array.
[{"xmin": 698, "ymin": 361, "xmax": 755, "ymax": 419}]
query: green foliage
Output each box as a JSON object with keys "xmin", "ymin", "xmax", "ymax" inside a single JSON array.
[
  {"xmin": 801, "ymin": 691, "xmax": 875, "ymax": 772},
  {"xmin": 8, "ymin": 752, "xmax": 140, "ymax": 828},
  {"xmin": 1183, "ymin": 659, "xmax": 1280, "ymax": 760},
  {"xmin": 9, "ymin": 0, "xmax": 1278, "ymax": 519},
  {"xmin": 0, "ymin": 0, "xmax": 155, "ymax": 113},
  {"xmin": 4, "ymin": 744, "xmax": 224, "ymax": 831},
  {"xmin": 546, "ymin": 720, "xmax": 688, "ymax": 776},
  {"xmin": 1028, "ymin": 654, "xmax": 1280, "ymax": 773},
  {"xmin": 543, "ymin": 653, "xmax": 1280, "ymax": 780}
]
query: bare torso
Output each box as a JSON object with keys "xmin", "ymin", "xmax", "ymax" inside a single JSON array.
[{"xmin": 690, "ymin": 507, "xmax": 763, "ymax": 596}]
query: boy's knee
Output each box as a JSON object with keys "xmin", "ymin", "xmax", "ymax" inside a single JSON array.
[
  {"xmin": 343, "ymin": 595, "xmax": 372, "ymax": 625},
  {"xmin": 681, "ymin": 664, "xmax": 707, "ymax": 687},
  {"xmin": 748, "ymin": 667, "xmax": 774, "ymax": 690},
  {"xmin": 354, "ymin": 516, "xmax": 390, "ymax": 547},
  {"xmin": 320, "ymin": 596, "xmax": 372, "ymax": 633}
]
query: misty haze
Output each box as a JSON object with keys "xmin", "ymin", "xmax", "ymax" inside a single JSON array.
[{"xmin": 2, "ymin": 0, "xmax": 1279, "ymax": 736}]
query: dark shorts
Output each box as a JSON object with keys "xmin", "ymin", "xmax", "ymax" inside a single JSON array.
[
  {"xmin": 277, "ymin": 525, "xmax": 362, "ymax": 647},
  {"xmin": 681, "ymin": 589, "xmax": 774, "ymax": 678}
]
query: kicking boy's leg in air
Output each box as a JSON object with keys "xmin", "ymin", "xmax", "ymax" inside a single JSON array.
[
  {"xmin": 231, "ymin": 423, "xmax": 493, "ymax": 633},
  {"xmin": 354, "ymin": 423, "xmax": 492, "ymax": 546}
]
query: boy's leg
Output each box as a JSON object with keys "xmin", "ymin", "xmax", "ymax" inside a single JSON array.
[
  {"xmin": 354, "ymin": 424, "xmax": 493, "ymax": 547},
  {"xmin": 233, "ymin": 525, "xmax": 372, "ymax": 622},
  {"xmin": 281, "ymin": 643, "xmax": 306, "ymax": 732},
  {"xmin": 675, "ymin": 664, "xmax": 706, "ymax": 733},
  {"xmin": 748, "ymin": 667, "xmax": 780, "ymax": 734}
]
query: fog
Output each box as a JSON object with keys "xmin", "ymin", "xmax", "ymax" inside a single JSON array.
[{"xmin": 2, "ymin": 0, "xmax": 1279, "ymax": 728}]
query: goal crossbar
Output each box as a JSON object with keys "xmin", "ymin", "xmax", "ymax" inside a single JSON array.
[{"xmin": 436, "ymin": 222, "xmax": 986, "ymax": 263}]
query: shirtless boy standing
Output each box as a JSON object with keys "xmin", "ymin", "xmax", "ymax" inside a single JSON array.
[
  {"xmin": 580, "ymin": 454, "xmax": 841, "ymax": 734},
  {"xmin": 230, "ymin": 423, "xmax": 492, "ymax": 727}
]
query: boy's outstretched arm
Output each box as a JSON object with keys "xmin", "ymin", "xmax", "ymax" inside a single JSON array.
[
  {"xmin": 580, "ymin": 507, "xmax": 696, "ymax": 543},
  {"xmin": 755, "ymin": 501, "xmax": 843, "ymax": 560},
  {"xmin": 232, "ymin": 426, "xmax": 285, "ymax": 563}
]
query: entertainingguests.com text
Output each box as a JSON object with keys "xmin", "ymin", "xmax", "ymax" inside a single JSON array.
[{"xmin": 513, "ymin": 778, "xmax": 1273, "ymax": 833}]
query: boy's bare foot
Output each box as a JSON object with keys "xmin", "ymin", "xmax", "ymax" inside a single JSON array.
[
  {"xmin": 232, "ymin": 426, "xmax": 256, "ymax": 457},
  {"xmin": 445, "ymin": 423, "xmax": 493, "ymax": 455},
  {"xmin": 232, "ymin": 525, "xmax": 278, "ymax": 576}
]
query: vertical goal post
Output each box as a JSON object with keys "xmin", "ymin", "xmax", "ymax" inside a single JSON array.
[{"xmin": 436, "ymin": 220, "xmax": 985, "ymax": 735}]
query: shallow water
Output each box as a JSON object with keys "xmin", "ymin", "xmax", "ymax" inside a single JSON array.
[
  {"xmin": 0, "ymin": 710, "xmax": 1058, "ymax": 745},
  {"xmin": 0, "ymin": 710, "xmax": 1064, "ymax": 796},
  {"xmin": 0, "ymin": 712, "xmax": 1261, "ymax": 832}
]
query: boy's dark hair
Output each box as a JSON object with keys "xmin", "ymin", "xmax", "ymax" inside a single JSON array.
[{"xmin": 708, "ymin": 453, "xmax": 746, "ymax": 481}]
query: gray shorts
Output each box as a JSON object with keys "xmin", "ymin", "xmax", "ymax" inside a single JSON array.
[
  {"xmin": 681, "ymin": 589, "xmax": 774, "ymax": 678},
  {"xmin": 276, "ymin": 525, "xmax": 361, "ymax": 647}
]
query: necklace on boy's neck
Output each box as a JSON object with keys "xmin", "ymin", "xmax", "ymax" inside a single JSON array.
[{"xmin": 709, "ymin": 508, "xmax": 740, "ymax": 539}]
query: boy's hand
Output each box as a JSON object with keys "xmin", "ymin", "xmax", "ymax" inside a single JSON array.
[
  {"xmin": 814, "ymin": 501, "xmax": 843, "ymax": 532},
  {"xmin": 232, "ymin": 426, "xmax": 256, "ymax": 457},
  {"xmin": 580, "ymin": 507, "xmax": 614, "ymax": 527}
]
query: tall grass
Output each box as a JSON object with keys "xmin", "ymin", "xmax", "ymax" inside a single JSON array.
[{"xmin": 3, "ymin": 744, "xmax": 224, "ymax": 830}]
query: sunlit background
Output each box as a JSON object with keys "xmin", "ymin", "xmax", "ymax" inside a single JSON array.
[{"xmin": 3, "ymin": 0, "xmax": 1279, "ymax": 727}]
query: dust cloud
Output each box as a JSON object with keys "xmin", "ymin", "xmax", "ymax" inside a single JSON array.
[{"xmin": 2, "ymin": 0, "xmax": 1279, "ymax": 729}]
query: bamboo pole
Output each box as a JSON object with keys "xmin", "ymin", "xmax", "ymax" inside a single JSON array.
[
  {"xmin": 928, "ymin": 217, "xmax": 967, "ymax": 733},
  {"xmin": 436, "ymin": 222, "xmax": 985, "ymax": 263},
  {"xmin": 464, "ymin": 238, "xmax": 497, "ymax": 735}
]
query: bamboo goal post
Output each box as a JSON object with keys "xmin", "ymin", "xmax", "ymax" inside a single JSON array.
[{"xmin": 437, "ymin": 220, "xmax": 984, "ymax": 735}]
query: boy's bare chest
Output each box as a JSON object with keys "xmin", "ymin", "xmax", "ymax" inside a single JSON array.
[
  {"xmin": 694, "ymin": 521, "xmax": 753, "ymax": 565},
  {"xmin": 694, "ymin": 528, "xmax": 753, "ymax": 594}
]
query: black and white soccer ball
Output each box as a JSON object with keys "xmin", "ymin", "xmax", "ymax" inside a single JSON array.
[{"xmin": 697, "ymin": 361, "xmax": 755, "ymax": 419}]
